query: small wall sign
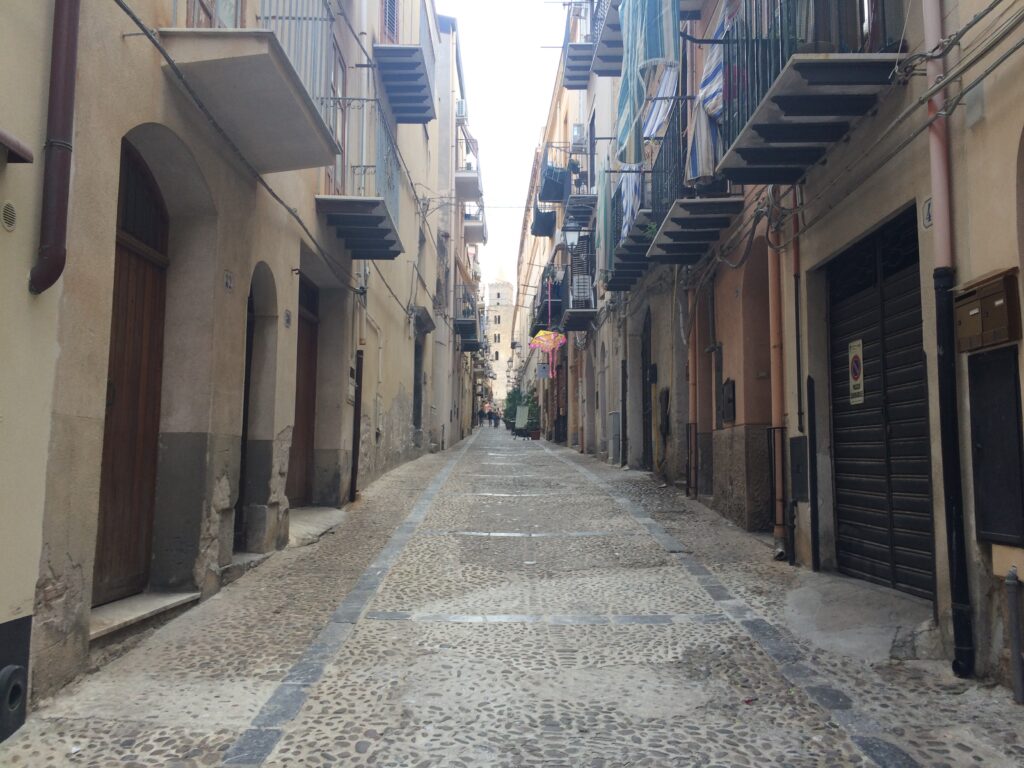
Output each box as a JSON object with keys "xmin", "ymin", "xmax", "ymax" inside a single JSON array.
[
  {"xmin": 922, "ymin": 198, "xmax": 933, "ymax": 229},
  {"xmin": 537, "ymin": 362, "xmax": 550, "ymax": 380},
  {"xmin": 283, "ymin": 309, "xmax": 292, "ymax": 329},
  {"xmin": 849, "ymin": 339, "xmax": 864, "ymax": 405}
]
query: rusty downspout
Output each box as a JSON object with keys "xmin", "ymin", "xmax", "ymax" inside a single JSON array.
[
  {"xmin": 29, "ymin": 0, "xmax": 82, "ymax": 295},
  {"xmin": 768, "ymin": 212, "xmax": 786, "ymax": 556},
  {"xmin": 924, "ymin": 0, "xmax": 974, "ymax": 678}
]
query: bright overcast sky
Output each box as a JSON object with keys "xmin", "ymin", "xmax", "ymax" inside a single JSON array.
[{"xmin": 435, "ymin": 0, "xmax": 567, "ymax": 294}]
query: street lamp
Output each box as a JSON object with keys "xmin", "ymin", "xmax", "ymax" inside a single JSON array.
[{"xmin": 562, "ymin": 217, "xmax": 581, "ymax": 249}]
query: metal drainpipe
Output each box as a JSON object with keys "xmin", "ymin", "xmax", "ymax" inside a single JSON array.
[
  {"xmin": 924, "ymin": 0, "xmax": 975, "ymax": 679},
  {"xmin": 768, "ymin": 214, "xmax": 786, "ymax": 556},
  {"xmin": 792, "ymin": 188, "xmax": 804, "ymax": 434},
  {"xmin": 688, "ymin": 288, "xmax": 698, "ymax": 496},
  {"xmin": 29, "ymin": 0, "xmax": 82, "ymax": 295}
]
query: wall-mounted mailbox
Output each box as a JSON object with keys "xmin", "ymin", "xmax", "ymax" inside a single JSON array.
[{"xmin": 954, "ymin": 269, "xmax": 1020, "ymax": 353}]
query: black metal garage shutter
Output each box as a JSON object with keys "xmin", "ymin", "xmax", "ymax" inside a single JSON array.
[{"xmin": 828, "ymin": 208, "xmax": 934, "ymax": 600}]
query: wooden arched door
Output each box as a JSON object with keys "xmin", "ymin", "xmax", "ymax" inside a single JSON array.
[{"xmin": 93, "ymin": 142, "xmax": 169, "ymax": 607}]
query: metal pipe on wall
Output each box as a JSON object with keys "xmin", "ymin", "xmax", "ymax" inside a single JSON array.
[
  {"xmin": 768, "ymin": 217, "xmax": 786, "ymax": 555},
  {"xmin": 29, "ymin": 0, "xmax": 82, "ymax": 295},
  {"xmin": 687, "ymin": 288, "xmax": 698, "ymax": 496},
  {"xmin": 923, "ymin": 0, "xmax": 975, "ymax": 679}
]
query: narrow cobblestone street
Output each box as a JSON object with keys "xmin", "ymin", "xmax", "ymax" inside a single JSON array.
[{"xmin": 3, "ymin": 429, "xmax": 1022, "ymax": 767}]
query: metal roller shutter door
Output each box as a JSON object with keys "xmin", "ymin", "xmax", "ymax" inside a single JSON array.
[{"xmin": 828, "ymin": 208, "xmax": 934, "ymax": 600}]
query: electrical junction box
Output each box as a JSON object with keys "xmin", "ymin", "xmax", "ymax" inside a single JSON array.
[{"xmin": 954, "ymin": 268, "xmax": 1020, "ymax": 353}]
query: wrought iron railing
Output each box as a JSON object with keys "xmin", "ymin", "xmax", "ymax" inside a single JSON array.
[
  {"xmin": 531, "ymin": 266, "xmax": 565, "ymax": 332},
  {"xmin": 568, "ymin": 235, "xmax": 597, "ymax": 310},
  {"xmin": 650, "ymin": 100, "xmax": 688, "ymax": 225},
  {"xmin": 593, "ymin": 0, "xmax": 614, "ymax": 39},
  {"xmin": 339, "ymin": 99, "xmax": 401, "ymax": 226},
  {"xmin": 457, "ymin": 284, "xmax": 477, "ymax": 320},
  {"xmin": 257, "ymin": 0, "xmax": 335, "ymax": 129},
  {"xmin": 539, "ymin": 142, "xmax": 593, "ymax": 205},
  {"xmin": 721, "ymin": 0, "xmax": 905, "ymax": 151},
  {"xmin": 564, "ymin": 2, "xmax": 593, "ymax": 45},
  {"xmin": 612, "ymin": 166, "xmax": 647, "ymax": 246}
]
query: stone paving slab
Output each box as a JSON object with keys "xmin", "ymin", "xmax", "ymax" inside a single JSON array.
[{"xmin": 3, "ymin": 429, "xmax": 1022, "ymax": 767}]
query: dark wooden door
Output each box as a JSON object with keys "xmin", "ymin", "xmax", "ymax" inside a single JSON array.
[
  {"xmin": 287, "ymin": 312, "xmax": 318, "ymax": 506},
  {"xmin": 828, "ymin": 208, "xmax": 934, "ymax": 600},
  {"xmin": 235, "ymin": 295, "xmax": 256, "ymax": 551},
  {"xmin": 641, "ymin": 310, "xmax": 654, "ymax": 470},
  {"xmin": 969, "ymin": 346, "xmax": 1024, "ymax": 545},
  {"xmin": 93, "ymin": 244, "xmax": 167, "ymax": 606}
]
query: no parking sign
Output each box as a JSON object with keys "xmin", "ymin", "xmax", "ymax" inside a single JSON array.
[{"xmin": 849, "ymin": 340, "xmax": 864, "ymax": 405}]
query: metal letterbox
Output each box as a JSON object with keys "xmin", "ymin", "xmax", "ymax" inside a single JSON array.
[{"xmin": 954, "ymin": 270, "xmax": 1020, "ymax": 354}]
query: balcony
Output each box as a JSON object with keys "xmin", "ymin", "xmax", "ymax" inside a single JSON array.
[
  {"xmin": 456, "ymin": 161, "xmax": 484, "ymax": 202},
  {"xmin": 648, "ymin": 101, "xmax": 741, "ymax": 266},
  {"xmin": 373, "ymin": 4, "xmax": 437, "ymax": 123},
  {"xmin": 607, "ymin": 173, "xmax": 653, "ymax": 292},
  {"xmin": 561, "ymin": 8, "xmax": 594, "ymax": 91},
  {"xmin": 717, "ymin": 0, "xmax": 904, "ymax": 185},
  {"xmin": 317, "ymin": 100, "xmax": 404, "ymax": 261},
  {"xmin": 538, "ymin": 143, "xmax": 597, "ymax": 225},
  {"xmin": 561, "ymin": 234, "xmax": 597, "ymax": 331},
  {"xmin": 158, "ymin": 27, "xmax": 338, "ymax": 173},
  {"xmin": 464, "ymin": 205, "xmax": 488, "ymax": 245},
  {"xmin": 529, "ymin": 267, "xmax": 565, "ymax": 338},
  {"xmin": 455, "ymin": 284, "xmax": 482, "ymax": 351},
  {"xmin": 591, "ymin": 1, "xmax": 701, "ymax": 79},
  {"xmin": 591, "ymin": 0, "xmax": 622, "ymax": 77}
]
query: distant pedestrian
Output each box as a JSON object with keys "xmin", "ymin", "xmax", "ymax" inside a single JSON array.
[
  {"xmin": 492, "ymin": 411, "xmax": 500, "ymax": 428},
  {"xmin": 477, "ymin": 408, "xmax": 486, "ymax": 427}
]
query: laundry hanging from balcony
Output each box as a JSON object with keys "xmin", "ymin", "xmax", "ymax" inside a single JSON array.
[
  {"xmin": 616, "ymin": 0, "xmax": 679, "ymax": 164},
  {"xmin": 618, "ymin": 162, "xmax": 642, "ymax": 243},
  {"xmin": 685, "ymin": 0, "xmax": 740, "ymax": 184}
]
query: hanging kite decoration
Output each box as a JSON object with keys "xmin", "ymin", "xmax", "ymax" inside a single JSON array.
[{"xmin": 530, "ymin": 330, "xmax": 567, "ymax": 353}]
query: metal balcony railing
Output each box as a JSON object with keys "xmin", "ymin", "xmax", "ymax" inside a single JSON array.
[
  {"xmin": 458, "ymin": 284, "xmax": 477, "ymax": 321},
  {"xmin": 650, "ymin": 100, "xmax": 688, "ymax": 226},
  {"xmin": 337, "ymin": 99, "xmax": 402, "ymax": 226},
  {"xmin": 530, "ymin": 266, "xmax": 565, "ymax": 334},
  {"xmin": 568, "ymin": 235, "xmax": 597, "ymax": 310},
  {"xmin": 257, "ymin": 0, "xmax": 335, "ymax": 130},
  {"xmin": 721, "ymin": 0, "xmax": 905, "ymax": 152},
  {"xmin": 612, "ymin": 165, "xmax": 649, "ymax": 246},
  {"xmin": 539, "ymin": 143, "xmax": 593, "ymax": 205},
  {"xmin": 593, "ymin": 0, "xmax": 613, "ymax": 38}
]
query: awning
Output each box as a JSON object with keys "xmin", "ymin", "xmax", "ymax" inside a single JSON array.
[
  {"xmin": 616, "ymin": 0, "xmax": 679, "ymax": 164},
  {"xmin": 684, "ymin": 1, "xmax": 740, "ymax": 184}
]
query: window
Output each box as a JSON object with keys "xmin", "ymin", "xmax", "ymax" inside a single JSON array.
[
  {"xmin": 495, "ymin": 351, "xmax": 500, "ymax": 361},
  {"xmin": 494, "ymin": 314, "xmax": 501, "ymax": 325},
  {"xmin": 381, "ymin": 0, "xmax": 399, "ymax": 43},
  {"xmin": 494, "ymin": 334, "xmax": 500, "ymax": 344},
  {"xmin": 497, "ymin": 292, "xmax": 501, "ymax": 299},
  {"xmin": 187, "ymin": 0, "xmax": 241, "ymax": 28}
]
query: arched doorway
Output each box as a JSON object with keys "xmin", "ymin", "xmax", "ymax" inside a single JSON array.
[
  {"xmin": 641, "ymin": 309, "xmax": 654, "ymax": 471},
  {"xmin": 584, "ymin": 345, "xmax": 596, "ymax": 454},
  {"xmin": 93, "ymin": 141, "xmax": 169, "ymax": 607},
  {"xmin": 236, "ymin": 263, "xmax": 278, "ymax": 552}
]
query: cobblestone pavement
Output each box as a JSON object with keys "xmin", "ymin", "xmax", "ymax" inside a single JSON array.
[{"xmin": 3, "ymin": 430, "xmax": 1023, "ymax": 767}]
